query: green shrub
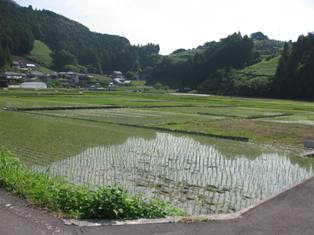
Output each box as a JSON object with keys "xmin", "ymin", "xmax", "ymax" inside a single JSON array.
[{"xmin": 0, "ymin": 149, "xmax": 185, "ymax": 219}]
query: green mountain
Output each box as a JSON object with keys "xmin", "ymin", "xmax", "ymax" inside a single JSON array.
[
  {"xmin": 166, "ymin": 31, "xmax": 283, "ymax": 64},
  {"xmin": 0, "ymin": 0, "xmax": 159, "ymax": 73},
  {"xmin": 144, "ymin": 32, "xmax": 284, "ymax": 93}
]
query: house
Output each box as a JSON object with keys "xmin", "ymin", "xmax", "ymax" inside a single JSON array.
[
  {"xmin": 12, "ymin": 61, "xmax": 20, "ymax": 67},
  {"xmin": 26, "ymin": 64, "xmax": 36, "ymax": 70},
  {"xmin": 12, "ymin": 60, "xmax": 36, "ymax": 71},
  {"xmin": 58, "ymin": 72, "xmax": 90, "ymax": 85},
  {"xmin": 112, "ymin": 71, "xmax": 124, "ymax": 79},
  {"xmin": 2, "ymin": 72, "xmax": 26, "ymax": 80},
  {"xmin": 28, "ymin": 71, "xmax": 47, "ymax": 82},
  {"xmin": 111, "ymin": 71, "xmax": 131, "ymax": 85},
  {"xmin": 29, "ymin": 71, "xmax": 45, "ymax": 78},
  {"xmin": 1, "ymin": 72, "xmax": 26, "ymax": 86}
]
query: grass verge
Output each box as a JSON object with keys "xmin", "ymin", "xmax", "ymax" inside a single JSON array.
[{"xmin": 0, "ymin": 149, "xmax": 185, "ymax": 220}]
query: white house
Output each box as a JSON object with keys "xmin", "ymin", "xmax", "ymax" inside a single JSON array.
[
  {"xmin": 26, "ymin": 64, "xmax": 36, "ymax": 69},
  {"xmin": 112, "ymin": 71, "xmax": 124, "ymax": 79}
]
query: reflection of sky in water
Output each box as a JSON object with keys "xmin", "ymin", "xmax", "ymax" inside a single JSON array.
[{"xmin": 36, "ymin": 133, "xmax": 314, "ymax": 215}]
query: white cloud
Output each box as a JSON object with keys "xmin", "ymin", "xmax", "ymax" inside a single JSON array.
[{"xmin": 16, "ymin": 0, "xmax": 314, "ymax": 54}]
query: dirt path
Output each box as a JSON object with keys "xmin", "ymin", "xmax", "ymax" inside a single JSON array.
[{"xmin": 1, "ymin": 176, "xmax": 314, "ymax": 235}]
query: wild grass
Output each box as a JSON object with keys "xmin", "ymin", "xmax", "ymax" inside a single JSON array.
[
  {"xmin": 27, "ymin": 40, "xmax": 53, "ymax": 67},
  {"xmin": 238, "ymin": 56, "xmax": 280, "ymax": 77},
  {"xmin": 0, "ymin": 149, "xmax": 184, "ymax": 219}
]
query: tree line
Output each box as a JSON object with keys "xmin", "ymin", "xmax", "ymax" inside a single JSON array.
[
  {"xmin": 272, "ymin": 33, "xmax": 314, "ymax": 99},
  {"xmin": 144, "ymin": 33, "xmax": 263, "ymax": 89}
]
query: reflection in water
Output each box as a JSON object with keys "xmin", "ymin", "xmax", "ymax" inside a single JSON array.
[{"xmin": 36, "ymin": 133, "xmax": 313, "ymax": 215}]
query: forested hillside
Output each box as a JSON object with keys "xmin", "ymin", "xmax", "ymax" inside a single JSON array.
[
  {"xmin": 0, "ymin": 0, "xmax": 159, "ymax": 73},
  {"xmin": 272, "ymin": 33, "xmax": 314, "ymax": 99},
  {"xmin": 144, "ymin": 32, "xmax": 284, "ymax": 96}
]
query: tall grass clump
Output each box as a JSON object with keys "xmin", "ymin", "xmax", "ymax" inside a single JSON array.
[{"xmin": 0, "ymin": 149, "xmax": 184, "ymax": 219}]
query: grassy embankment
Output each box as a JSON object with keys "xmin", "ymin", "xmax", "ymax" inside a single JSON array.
[{"xmin": 0, "ymin": 149, "xmax": 184, "ymax": 219}]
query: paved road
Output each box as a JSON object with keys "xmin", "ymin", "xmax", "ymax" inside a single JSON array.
[{"xmin": 1, "ymin": 177, "xmax": 314, "ymax": 235}]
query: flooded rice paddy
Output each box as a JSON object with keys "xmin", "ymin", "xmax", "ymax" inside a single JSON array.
[{"xmin": 35, "ymin": 132, "xmax": 314, "ymax": 215}]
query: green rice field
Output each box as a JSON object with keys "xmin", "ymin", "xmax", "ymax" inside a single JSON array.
[{"xmin": 1, "ymin": 89, "xmax": 314, "ymax": 215}]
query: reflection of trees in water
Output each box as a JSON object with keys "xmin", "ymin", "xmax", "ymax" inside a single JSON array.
[{"xmin": 36, "ymin": 133, "xmax": 313, "ymax": 215}]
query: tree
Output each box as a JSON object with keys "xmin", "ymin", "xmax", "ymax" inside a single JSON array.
[
  {"xmin": 4, "ymin": 45, "xmax": 11, "ymax": 65},
  {"xmin": 53, "ymin": 50, "xmax": 78, "ymax": 71},
  {"xmin": 171, "ymin": 49, "xmax": 186, "ymax": 54},
  {"xmin": 273, "ymin": 33, "xmax": 314, "ymax": 99},
  {"xmin": 250, "ymin": 32, "xmax": 269, "ymax": 41},
  {"xmin": 0, "ymin": 45, "xmax": 5, "ymax": 68}
]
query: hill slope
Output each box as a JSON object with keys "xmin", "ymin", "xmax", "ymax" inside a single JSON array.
[
  {"xmin": 27, "ymin": 40, "xmax": 53, "ymax": 67},
  {"xmin": 0, "ymin": 0, "xmax": 159, "ymax": 73},
  {"xmin": 144, "ymin": 32, "xmax": 284, "ymax": 93}
]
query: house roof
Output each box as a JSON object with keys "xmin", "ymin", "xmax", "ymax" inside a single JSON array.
[{"xmin": 26, "ymin": 64, "xmax": 36, "ymax": 67}]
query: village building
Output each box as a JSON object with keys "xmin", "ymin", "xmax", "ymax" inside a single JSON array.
[
  {"xmin": 28, "ymin": 71, "xmax": 47, "ymax": 82},
  {"xmin": 111, "ymin": 71, "xmax": 131, "ymax": 86},
  {"xmin": 26, "ymin": 63, "xmax": 36, "ymax": 70},
  {"xmin": 112, "ymin": 71, "xmax": 124, "ymax": 79},
  {"xmin": 58, "ymin": 72, "xmax": 91, "ymax": 86},
  {"xmin": 12, "ymin": 60, "xmax": 37, "ymax": 71},
  {"xmin": 0, "ymin": 72, "xmax": 27, "ymax": 86}
]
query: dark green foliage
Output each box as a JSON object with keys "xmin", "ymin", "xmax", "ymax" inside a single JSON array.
[
  {"xmin": 145, "ymin": 32, "xmax": 254, "ymax": 89},
  {"xmin": 0, "ymin": 45, "xmax": 5, "ymax": 68},
  {"xmin": 53, "ymin": 50, "xmax": 78, "ymax": 71},
  {"xmin": 0, "ymin": 2, "xmax": 34, "ymax": 56},
  {"xmin": 272, "ymin": 33, "xmax": 314, "ymax": 99},
  {"xmin": 0, "ymin": 149, "xmax": 184, "ymax": 219},
  {"xmin": 0, "ymin": 1, "xmax": 159, "ymax": 73},
  {"xmin": 171, "ymin": 49, "xmax": 186, "ymax": 54},
  {"xmin": 144, "ymin": 32, "xmax": 286, "ymax": 98},
  {"xmin": 253, "ymin": 39, "xmax": 284, "ymax": 58},
  {"xmin": 0, "ymin": 40, "xmax": 12, "ymax": 68},
  {"xmin": 197, "ymin": 69, "xmax": 236, "ymax": 95},
  {"xmin": 251, "ymin": 32, "xmax": 269, "ymax": 40},
  {"xmin": 136, "ymin": 43, "xmax": 160, "ymax": 69},
  {"xmin": 4, "ymin": 45, "xmax": 12, "ymax": 65},
  {"xmin": 198, "ymin": 54, "xmax": 281, "ymax": 97}
]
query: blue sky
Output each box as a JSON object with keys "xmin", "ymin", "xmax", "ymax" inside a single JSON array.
[{"xmin": 16, "ymin": 0, "xmax": 314, "ymax": 54}]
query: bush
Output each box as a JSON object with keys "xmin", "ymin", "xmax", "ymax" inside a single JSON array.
[{"xmin": 0, "ymin": 149, "xmax": 185, "ymax": 219}]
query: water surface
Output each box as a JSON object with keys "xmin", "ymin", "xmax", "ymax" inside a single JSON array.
[{"xmin": 37, "ymin": 132, "xmax": 314, "ymax": 215}]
